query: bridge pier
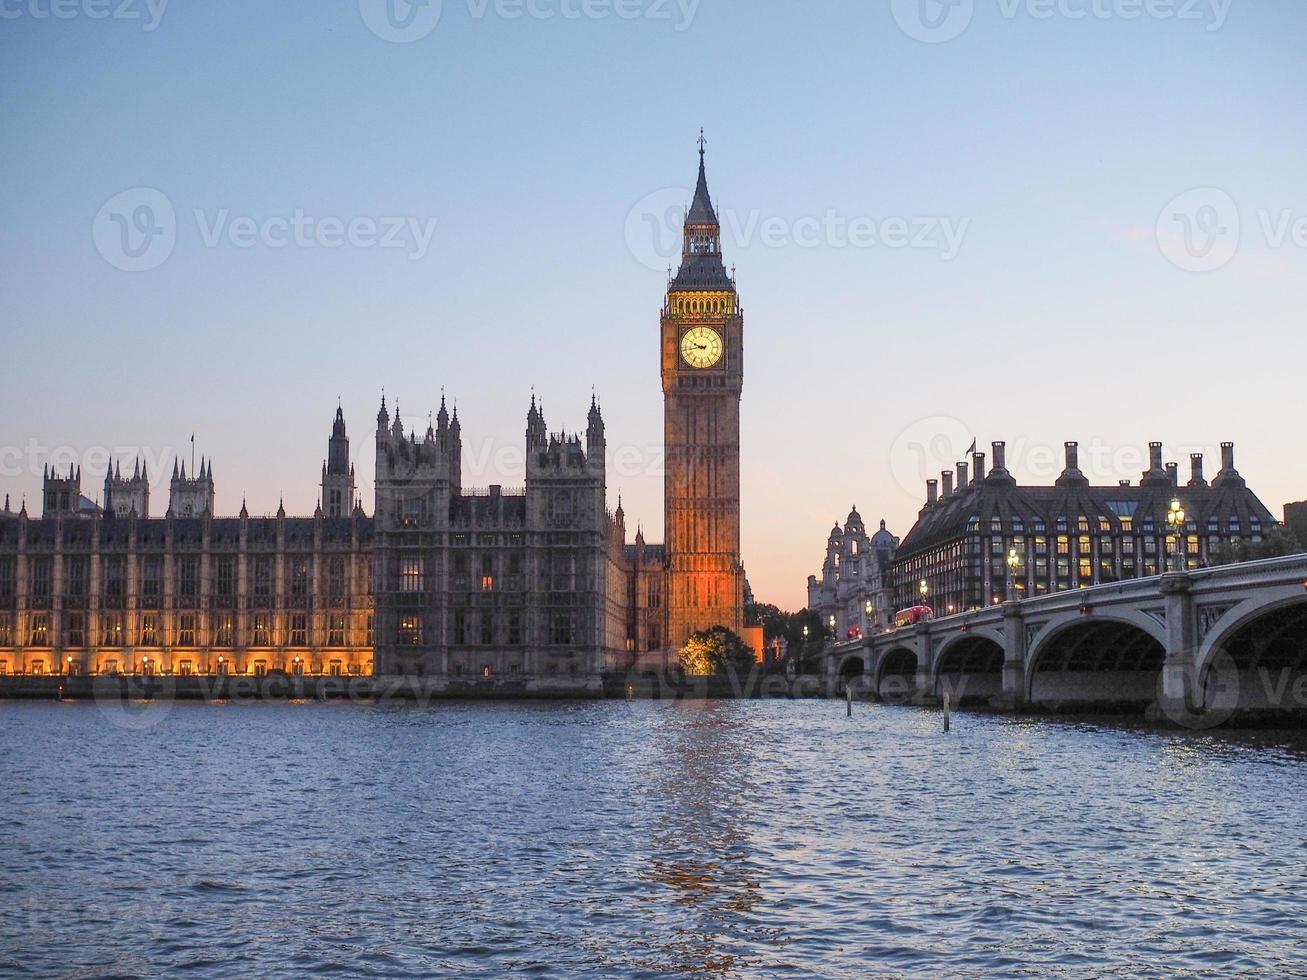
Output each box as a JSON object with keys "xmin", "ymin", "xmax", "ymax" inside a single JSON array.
[
  {"xmin": 1158, "ymin": 571, "xmax": 1200, "ymax": 720},
  {"xmin": 998, "ymin": 599, "xmax": 1027, "ymax": 710}
]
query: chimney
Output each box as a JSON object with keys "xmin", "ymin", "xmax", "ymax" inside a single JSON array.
[
  {"xmin": 1166, "ymin": 462, "xmax": 1179, "ymax": 487},
  {"xmin": 972, "ymin": 451, "xmax": 985, "ymax": 484},
  {"xmin": 1220, "ymin": 441, "xmax": 1235, "ymax": 473},
  {"xmin": 991, "ymin": 441, "xmax": 1007, "ymax": 474},
  {"xmin": 942, "ymin": 470, "xmax": 954, "ymax": 497},
  {"xmin": 1189, "ymin": 453, "xmax": 1207, "ymax": 487},
  {"xmin": 926, "ymin": 479, "xmax": 939, "ymax": 505},
  {"xmin": 1057, "ymin": 440, "xmax": 1089, "ymax": 487},
  {"xmin": 1065, "ymin": 441, "xmax": 1079, "ymax": 471},
  {"xmin": 1213, "ymin": 441, "xmax": 1245, "ymax": 488},
  {"xmin": 1141, "ymin": 440, "xmax": 1170, "ymax": 486},
  {"xmin": 956, "ymin": 460, "xmax": 969, "ymax": 488}
]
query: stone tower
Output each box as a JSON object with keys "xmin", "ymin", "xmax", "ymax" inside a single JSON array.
[
  {"xmin": 661, "ymin": 137, "xmax": 745, "ymax": 648},
  {"xmin": 322, "ymin": 403, "xmax": 356, "ymax": 517},
  {"xmin": 169, "ymin": 458, "xmax": 215, "ymax": 517},
  {"xmin": 42, "ymin": 464, "xmax": 83, "ymax": 517},
  {"xmin": 104, "ymin": 457, "xmax": 150, "ymax": 518}
]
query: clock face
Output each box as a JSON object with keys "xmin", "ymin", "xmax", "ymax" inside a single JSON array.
[{"xmin": 681, "ymin": 327, "xmax": 723, "ymax": 369}]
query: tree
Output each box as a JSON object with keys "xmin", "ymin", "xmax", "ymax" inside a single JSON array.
[
  {"xmin": 677, "ymin": 626, "xmax": 757, "ymax": 677},
  {"xmin": 1209, "ymin": 526, "xmax": 1304, "ymax": 566}
]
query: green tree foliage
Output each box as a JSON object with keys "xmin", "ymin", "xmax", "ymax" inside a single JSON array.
[
  {"xmin": 677, "ymin": 626, "xmax": 758, "ymax": 677},
  {"xmin": 1208, "ymin": 526, "xmax": 1304, "ymax": 566},
  {"xmin": 743, "ymin": 602, "xmax": 826, "ymax": 647}
]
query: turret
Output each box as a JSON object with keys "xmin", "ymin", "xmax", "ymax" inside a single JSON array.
[
  {"xmin": 104, "ymin": 455, "xmax": 150, "ymax": 518},
  {"xmin": 322, "ymin": 403, "xmax": 356, "ymax": 518}
]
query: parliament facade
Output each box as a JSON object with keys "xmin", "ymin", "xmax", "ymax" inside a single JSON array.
[{"xmin": 0, "ymin": 147, "xmax": 747, "ymax": 690}]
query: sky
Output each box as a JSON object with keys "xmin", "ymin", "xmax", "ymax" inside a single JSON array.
[{"xmin": 1, "ymin": 0, "xmax": 1305, "ymax": 610}]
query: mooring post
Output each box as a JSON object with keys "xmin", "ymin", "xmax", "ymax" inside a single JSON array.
[
  {"xmin": 846, "ymin": 684, "xmax": 852, "ymax": 717},
  {"xmin": 943, "ymin": 691, "xmax": 951, "ymax": 733},
  {"xmin": 626, "ymin": 683, "xmax": 634, "ymax": 702}
]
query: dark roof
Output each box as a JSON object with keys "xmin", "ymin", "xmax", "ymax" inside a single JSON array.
[
  {"xmin": 896, "ymin": 479, "xmax": 1277, "ymax": 561},
  {"xmin": 449, "ymin": 493, "xmax": 527, "ymax": 525},
  {"xmin": 686, "ymin": 152, "xmax": 717, "ymax": 226}
]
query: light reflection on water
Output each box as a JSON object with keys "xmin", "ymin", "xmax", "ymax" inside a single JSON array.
[{"xmin": 2, "ymin": 699, "xmax": 1307, "ymax": 977}]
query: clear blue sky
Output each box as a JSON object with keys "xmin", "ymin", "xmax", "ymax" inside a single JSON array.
[{"xmin": 2, "ymin": 0, "xmax": 1304, "ymax": 609}]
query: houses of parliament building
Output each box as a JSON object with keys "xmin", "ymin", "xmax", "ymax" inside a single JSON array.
[{"xmin": 0, "ymin": 146, "xmax": 747, "ymax": 691}]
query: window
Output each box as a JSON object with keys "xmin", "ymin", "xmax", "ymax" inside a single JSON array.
[
  {"xmin": 254, "ymin": 558, "xmax": 273, "ymax": 597},
  {"xmin": 0, "ymin": 558, "xmax": 12, "ymax": 598},
  {"xmin": 290, "ymin": 613, "xmax": 308, "ymax": 646},
  {"xmin": 452, "ymin": 609, "xmax": 466, "ymax": 645},
  {"xmin": 139, "ymin": 614, "xmax": 158, "ymax": 646},
  {"xmin": 329, "ymin": 659, "xmax": 343, "ymax": 676},
  {"xmin": 402, "ymin": 495, "xmax": 425, "ymax": 528},
  {"xmin": 453, "ymin": 554, "xmax": 468, "ymax": 589},
  {"xmin": 179, "ymin": 613, "xmax": 196, "ymax": 646},
  {"xmin": 479, "ymin": 612, "xmax": 493, "ymax": 645},
  {"xmin": 254, "ymin": 660, "xmax": 268, "ymax": 677},
  {"xmin": 217, "ymin": 556, "xmax": 235, "ymax": 597},
  {"xmin": 103, "ymin": 556, "xmax": 125, "ymax": 598},
  {"xmin": 328, "ymin": 558, "xmax": 345, "ymax": 598},
  {"xmin": 328, "ymin": 614, "xmax": 345, "ymax": 647},
  {"xmin": 290, "ymin": 558, "xmax": 310, "ymax": 598},
  {"xmin": 550, "ymin": 612, "xmax": 575, "ymax": 645},
  {"xmin": 366, "ymin": 615, "xmax": 373, "ymax": 646},
  {"xmin": 66, "ymin": 613, "xmax": 85, "ymax": 648},
  {"xmin": 400, "ymin": 555, "xmax": 424, "ymax": 593},
  {"xmin": 30, "ymin": 613, "xmax": 50, "ymax": 646},
  {"xmin": 214, "ymin": 615, "xmax": 234, "ymax": 647},
  {"xmin": 0, "ymin": 615, "xmax": 10, "ymax": 646},
  {"xmin": 179, "ymin": 660, "xmax": 194, "ymax": 676},
  {"xmin": 142, "ymin": 557, "xmax": 162, "ymax": 597},
  {"xmin": 179, "ymin": 557, "xmax": 198, "ymax": 597},
  {"xmin": 507, "ymin": 610, "xmax": 523, "ymax": 646},
  {"xmin": 67, "ymin": 557, "xmax": 87, "ymax": 597},
  {"xmin": 32, "ymin": 558, "xmax": 51, "ymax": 599},
  {"xmin": 101, "ymin": 613, "xmax": 123, "ymax": 647},
  {"xmin": 252, "ymin": 614, "xmax": 270, "ymax": 646},
  {"xmin": 398, "ymin": 614, "xmax": 422, "ymax": 646}
]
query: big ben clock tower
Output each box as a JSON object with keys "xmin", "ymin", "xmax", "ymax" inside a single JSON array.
[{"xmin": 662, "ymin": 136, "xmax": 745, "ymax": 649}]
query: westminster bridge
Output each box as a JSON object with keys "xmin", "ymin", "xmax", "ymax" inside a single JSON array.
[{"xmin": 821, "ymin": 554, "xmax": 1307, "ymax": 724}]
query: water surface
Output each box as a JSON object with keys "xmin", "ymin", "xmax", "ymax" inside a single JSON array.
[{"xmin": 2, "ymin": 699, "xmax": 1306, "ymax": 977}]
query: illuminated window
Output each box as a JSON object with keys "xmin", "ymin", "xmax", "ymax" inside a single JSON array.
[
  {"xmin": 140, "ymin": 614, "xmax": 158, "ymax": 646},
  {"xmin": 0, "ymin": 615, "xmax": 10, "ymax": 647},
  {"xmin": 328, "ymin": 614, "xmax": 345, "ymax": 647},
  {"xmin": 398, "ymin": 614, "xmax": 422, "ymax": 646},
  {"xmin": 178, "ymin": 614, "xmax": 196, "ymax": 646},
  {"xmin": 480, "ymin": 576, "xmax": 494, "ymax": 592},
  {"xmin": 329, "ymin": 660, "xmax": 343, "ymax": 676},
  {"xmin": 214, "ymin": 615, "xmax": 234, "ymax": 647},
  {"xmin": 252, "ymin": 614, "xmax": 269, "ymax": 646},
  {"xmin": 290, "ymin": 613, "xmax": 308, "ymax": 646},
  {"xmin": 290, "ymin": 558, "xmax": 310, "ymax": 598},
  {"xmin": 399, "ymin": 555, "xmax": 424, "ymax": 592},
  {"xmin": 101, "ymin": 613, "xmax": 124, "ymax": 647}
]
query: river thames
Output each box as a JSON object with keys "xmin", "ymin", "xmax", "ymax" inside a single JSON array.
[{"xmin": 2, "ymin": 699, "xmax": 1305, "ymax": 978}]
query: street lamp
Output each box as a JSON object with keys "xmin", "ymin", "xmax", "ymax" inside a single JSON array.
[
  {"xmin": 1006, "ymin": 547, "xmax": 1021, "ymax": 600},
  {"xmin": 864, "ymin": 598, "xmax": 873, "ymax": 635},
  {"xmin": 919, "ymin": 579, "xmax": 928, "ymax": 607},
  {"xmin": 1167, "ymin": 498, "xmax": 1187, "ymax": 572}
]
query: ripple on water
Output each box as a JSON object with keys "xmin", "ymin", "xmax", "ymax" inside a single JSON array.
[{"xmin": 2, "ymin": 700, "xmax": 1307, "ymax": 977}]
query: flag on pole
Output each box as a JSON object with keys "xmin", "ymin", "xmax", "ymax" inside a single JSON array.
[{"xmin": 966, "ymin": 438, "xmax": 977, "ymax": 454}]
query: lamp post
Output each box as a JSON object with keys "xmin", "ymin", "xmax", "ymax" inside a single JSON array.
[
  {"xmin": 1167, "ymin": 498, "xmax": 1187, "ymax": 572},
  {"xmin": 919, "ymin": 579, "xmax": 928, "ymax": 609},
  {"xmin": 800, "ymin": 623, "xmax": 809, "ymax": 676},
  {"xmin": 864, "ymin": 598, "xmax": 873, "ymax": 636},
  {"xmin": 1006, "ymin": 547, "xmax": 1021, "ymax": 601}
]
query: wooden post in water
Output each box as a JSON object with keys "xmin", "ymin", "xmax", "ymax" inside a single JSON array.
[
  {"xmin": 943, "ymin": 691, "xmax": 951, "ymax": 733},
  {"xmin": 846, "ymin": 684, "xmax": 852, "ymax": 717}
]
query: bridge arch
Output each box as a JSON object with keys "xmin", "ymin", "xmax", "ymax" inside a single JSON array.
[
  {"xmin": 1195, "ymin": 593, "xmax": 1307, "ymax": 715},
  {"xmin": 876, "ymin": 645, "xmax": 918, "ymax": 704},
  {"xmin": 932, "ymin": 631, "xmax": 1005, "ymax": 705},
  {"xmin": 1026, "ymin": 613, "xmax": 1166, "ymax": 711}
]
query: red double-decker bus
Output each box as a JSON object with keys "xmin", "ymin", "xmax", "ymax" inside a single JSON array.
[{"xmin": 894, "ymin": 605, "xmax": 933, "ymax": 628}]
